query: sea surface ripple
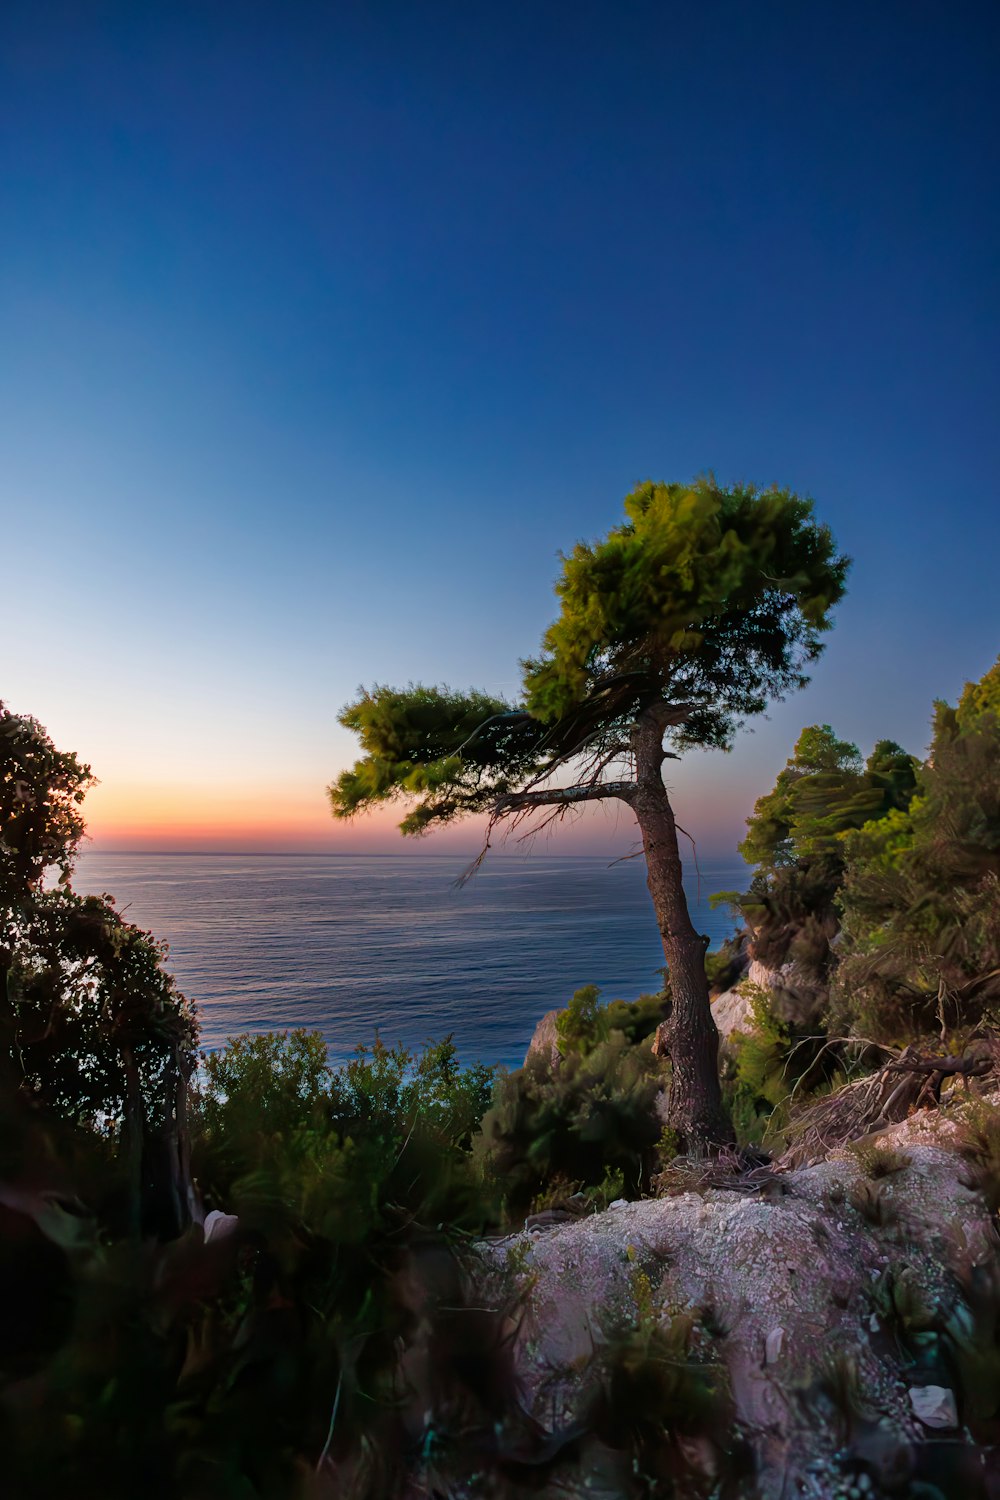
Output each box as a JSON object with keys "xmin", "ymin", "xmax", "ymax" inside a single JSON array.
[{"xmin": 76, "ymin": 853, "xmax": 745, "ymax": 1070}]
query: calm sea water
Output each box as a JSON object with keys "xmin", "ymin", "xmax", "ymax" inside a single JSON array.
[{"xmin": 76, "ymin": 853, "xmax": 746, "ymax": 1070}]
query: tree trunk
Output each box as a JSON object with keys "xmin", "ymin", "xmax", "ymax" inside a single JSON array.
[
  {"xmin": 121, "ymin": 1043, "xmax": 144, "ymax": 1240},
  {"xmin": 138, "ymin": 1046, "xmax": 200, "ymax": 1239},
  {"xmin": 631, "ymin": 710, "xmax": 733, "ymax": 1151}
]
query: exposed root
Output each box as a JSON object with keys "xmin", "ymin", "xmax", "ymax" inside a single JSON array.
[{"xmin": 780, "ymin": 1041, "xmax": 1000, "ymax": 1167}]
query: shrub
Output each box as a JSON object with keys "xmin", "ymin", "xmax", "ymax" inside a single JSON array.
[
  {"xmin": 555, "ymin": 984, "xmax": 667, "ymax": 1057},
  {"xmin": 592, "ymin": 1298, "xmax": 748, "ymax": 1496},
  {"xmin": 475, "ymin": 1031, "xmax": 667, "ymax": 1220},
  {"xmin": 848, "ymin": 1141, "xmax": 912, "ymax": 1179},
  {"xmin": 193, "ymin": 1029, "xmax": 496, "ymax": 1235}
]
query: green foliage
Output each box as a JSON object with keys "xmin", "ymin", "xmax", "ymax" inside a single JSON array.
[
  {"xmin": 833, "ymin": 656, "xmax": 1000, "ymax": 1042},
  {"xmin": 329, "ymin": 683, "xmax": 543, "ymax": 832},
  {"xmin": 725, "ymin": 984, "xmax": 841, "ymax": 1144},
  {"xmin": 194, "ymin": 1030, "xmax": 496, "ymax": 1237},
  {"xmin": 738, "ymin": 727, "xmax": 916, "ymax": 870},
  {"xmin": 329, "ymin": 481, "xmax": 848, "ymax": 1151},
  {"xmin": 331, "ymin": 480, "xmax": 848, "ymax": 837},
  {"xmin": 11, "ymin": 889, "xmax": 197, "ymax": 1131},
  {"xmin": 738, "ymin": 724, "xmax": 863, "ymax": 868},
  {"xmin": 476, "ymin": 1033, "xmax": 667, "ymax": 1220},
  {"xmin": 848, "ymin": 1141, "xmax": 912, "ymax": 1179},
  {"xmin": 734, "ymin": 728, "xmax": 917, "ymax": 953},
  {"xmin": 522, "ymin": 477, "xmax": 849, "ymax": 747},
  {"xmin": 555, "ymin": 983, "xmax": 666, "ymax": 1057},
  {"xmin": 1, "ymin": 702, "xmax": 197, "ymax": 1236},
  {"xmin": 593, "ymin": 1298, "xmax": 747, "ymax": 1496},
  {"xmin": 4, "ymin": 1030, "xmax": 507, "ymax": 1499},
  {"xmin": 725, "ymin": 856, "xmax": 841, "ymax": 978},
  {"xmin": 0, "ymin": 701, "xmax": 95, "ymax": 899},
  {"xmin": 721, "ymin": 727, "xmax": 919, "ymax": 1006},
  {"xmin": 728, "ymin": 986, "xmax": 795, "ymax": 1111},
  {"xmin": 871, "ymin": 1251, "xmax": 1000, "ymax": 1443}
]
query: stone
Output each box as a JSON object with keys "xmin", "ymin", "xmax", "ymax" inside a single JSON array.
[
  {"xmin": 908, "ymin": 1384, "xmax": 958, "ymax": 1429},
  {"xmin": 711, "ymin": 983, "xmax": 754, "ymax": 1049},
  {"xmin": 523, "ymin": 1009, "xmax": 561, "ymax": 1069},
  {"xmin": 203, "ymin": 1209, "xmax": 239, "ymax": 1244},
  {"xmin": 764, "ymin": 1326, "xmax": 785, "ymax": 1364},
  {"xmin": 474, "ymin": 1132, "xmax": 997, "ymax": 1498},
  {"xmin": 746, "ymin": 957, "xmax": 828, "ymax": 1029}
]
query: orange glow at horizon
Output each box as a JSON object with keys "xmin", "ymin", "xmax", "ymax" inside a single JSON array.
[
  {"xmin": 82, "ymin": 778, "xmax": 492, "ymax": 852},
  {"xmin": 82, "ymin": 770, "xmax": 745, "ymax": 858},
  {"xmin": 82, "ymin": 779, "xmax": 647, "ymax": 855}
]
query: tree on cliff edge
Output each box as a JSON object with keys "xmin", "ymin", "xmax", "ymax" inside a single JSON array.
[
  {"xmin": 329, "ymin": 478, "xmax": 849, "ymax": 1148},
  {"xmin": 1, "ymin": 703, "xmax": 198, "ymax": 1234}
]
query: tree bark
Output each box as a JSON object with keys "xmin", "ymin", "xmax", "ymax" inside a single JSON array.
[
  {"xmin": 630, "ymin": 708, "xmax": 733, "ymax": 1151},
  {"xmin": 121, "ymin": 1043, "xmax": 144, "ymax": 1241}
]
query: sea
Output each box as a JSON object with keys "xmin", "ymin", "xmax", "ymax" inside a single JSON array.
[{"xmin": 75, "ymin": 853, "xmax": 747, "ymax": 1071}]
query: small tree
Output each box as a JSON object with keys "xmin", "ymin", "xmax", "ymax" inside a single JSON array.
[
  {"xmin": 723, "ymin": 726, "xmax": 919, "ymax": 978},
  {"xmin": 330, "ymin": 479, "xmax": 849, "ymax": 1147},
  {"xmin": 1, "ymin": 702, "xmax": 198, "ymax": 1234},
  {"xmin": 739, "ymin": 725, "xmax": 918, "ymax": 870},
  {"xmin": 834, "ymin": 656, "xmax": 1000, "ymax": 1041}
]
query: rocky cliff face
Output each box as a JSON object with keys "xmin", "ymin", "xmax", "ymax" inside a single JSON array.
[
  {"xmin": 523, "ymin": 1008, "xmax": 561, "ymax": 1068},
  {"xmin": 710, "ymin": 942, "xmax": 830, "ymax": 1054},
  {"xmin": 474, "ymin": 1108, "xmax": 1000, "ymax": 1498}
]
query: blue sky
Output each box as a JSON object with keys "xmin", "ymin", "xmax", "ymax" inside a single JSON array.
[{"xmin": 2, "ymin": 1, "xmax": 997, "ymax": 855}]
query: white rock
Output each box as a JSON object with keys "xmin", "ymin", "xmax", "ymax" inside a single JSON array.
[
  {"xmin": 203, "ymin": 1209, "xmax": 239, "ymax": 1244},
  {"xmin": 711, "ymin": 984, "xmax": 754, "ymax": 1045},
  {"xmin": 908, "ymin": 1385, "xmax": 958, "ymax": 1429},
  {"xmin": 765, "ymin": 1326, "xmax": 785, "ymax": 1364}
]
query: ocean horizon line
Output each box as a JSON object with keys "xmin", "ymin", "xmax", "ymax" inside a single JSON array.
[{"xmin": 83, "ymin": 847, "xmax": 745, "ymax": 864}]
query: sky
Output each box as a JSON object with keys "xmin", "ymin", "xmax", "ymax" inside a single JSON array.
[{"xmin": 2, "ymin": 1, "xmax": 998, "ymax": 858}]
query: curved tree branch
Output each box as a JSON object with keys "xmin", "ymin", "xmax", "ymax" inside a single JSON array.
[{"xmin": 493, "ymin": 780, "xmax": 637, "ymax": 815}]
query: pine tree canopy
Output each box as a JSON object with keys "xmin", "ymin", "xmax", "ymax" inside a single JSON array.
[
  {"xmin": 738, "ymin": 726, "xmax": 919, "ymax": 868},
  {"xmin": 329, "ymin": 478, "xmax": 850, "ymax": 835},
  {"xmin": 834, "ymin": 654, "xmax": 1000, "ymax": 1034},
  {"xmin": 521, "ymin": 479, "xmax": 848, "ymax": 741}
]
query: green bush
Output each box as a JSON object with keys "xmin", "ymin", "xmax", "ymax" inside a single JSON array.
[
  {"xmin": 555, "ymin": 983, "xmax": 666, "ymax": 1057},
  {"xmin": 193, "ymin": 1029, "xmax": 495, "ymax": 1235},
  {"xmin": 3, "ymin": 1029, "xmax": 503, "ymax": 1499},
  {"xmin": 475, "ymin": 1030, "xmax": 667, "ymax": 1219}
]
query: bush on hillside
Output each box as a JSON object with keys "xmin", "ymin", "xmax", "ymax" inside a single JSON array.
[
  {"xmin": 555, "ymin": 982, "xmax": 667, "ymax": 1057},
  {"xmin": 193, "ymin": 1029, "xmax": 496, "ymax": 1236},
  {"xmin": 5, "ymin": 1028, "xmax": 504, "ymax": 1499},
  {"xmin": 476, "ymin": 1030, "xmax": 668, "ymax": 1219},
  {"xmin": 832, "ymin": 658, "xmax": 1000, "ymax": 1044}
]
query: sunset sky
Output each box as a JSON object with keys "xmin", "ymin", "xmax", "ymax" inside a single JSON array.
[{"xmin": 3, "ymin": 2, "xmax": 998, "ymax": 858}]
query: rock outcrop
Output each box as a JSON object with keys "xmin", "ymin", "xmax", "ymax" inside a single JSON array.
[
  {"xmin": 475, "ymin": 1112, "xmax": 1000, "ymax": 1497},
  {"xmin": 710, "ymin": 951, "xmax": 831, "ymax": 1058},
  {"xmin": 523, "ymin": 1008, "xmax": 561, "ymax": 1069},
  {"xmin": 711, "ymin": 982, "xmax": 755, "ymax": 1050},
  {"xmin": 745, "ymin": 955, "xmax": 828, "ymax": 1030}
]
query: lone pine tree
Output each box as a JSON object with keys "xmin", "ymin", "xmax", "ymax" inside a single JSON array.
[{"xmin": 329, "ymin": 478, "xmax": 849, "ymax": 1148}]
